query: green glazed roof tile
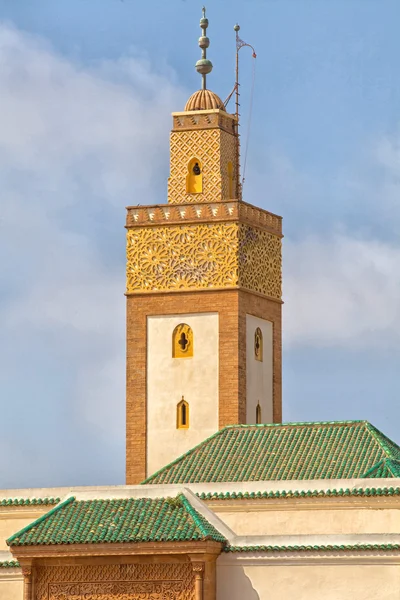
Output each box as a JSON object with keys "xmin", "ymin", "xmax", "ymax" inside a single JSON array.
[
  {"xmin": 362, "ymin": 458, "xmax": 400, "ymax": 478},
  {"xmin": 143, "ymin": 421, "xmax": 400, "ymax": 484},
  {"xmin": 225, "ymin": 543, "xmax": 400, "ymax": 553},
  {"xmin": 0, "ymin": 497, "xmax": 60, "ymax": 507},
  {"xmin": 198, "ymin": 486, "xmax": 400, "ymax": 501},
  {"xmin": 7, "ymin": 495, "xmax": 226, "ymax": 547},
  {"xmin": 0, "ymin": 560, "xmax": 20, "ymax": 568}
]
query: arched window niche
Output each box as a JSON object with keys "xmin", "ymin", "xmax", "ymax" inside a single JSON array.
[
  {"xmin": 254, "ymin": 327, "xmax": 263, "ymax": 362},
  {"xmin": 177, "ymin": 397, "xmax": 189, "ymax": 429},
  {"xmin": 186, "ymin": 157, "xmax": 203, "ymax": 194},
  {"xmin": 256, "ymin": 402, "xmax": 262, "ymax": 425},
  {"xmin": 172, "ymin": 323, "xmax": 193, "ymax": 358}
]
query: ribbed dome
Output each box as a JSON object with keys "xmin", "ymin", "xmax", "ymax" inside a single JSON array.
[{"xmin": 184, "ymin": 89, "xmax": 226, "ymax": 112}]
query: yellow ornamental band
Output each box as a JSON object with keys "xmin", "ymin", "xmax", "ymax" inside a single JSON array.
[{"xmin": 126, "ymin": 222, "xmax": 281, "ymax": 299}]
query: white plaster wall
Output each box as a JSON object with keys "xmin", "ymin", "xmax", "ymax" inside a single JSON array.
[
  {"xmin": 0, "ymin": 579, "xmax": 23, "ymax": 600},
  {"xmin": 0, "ymin": 510, "xmax": 49, "ymax": 551},
  {"xmin": 147, "ymin": 313, "xmax": 219, "ymax": 476},
  {"xmin": 217, "ymin": 562, "xmax": 400, "ymax": 600},
  {"xmin": 212, "ymin": 506, "xmax": 400, "ymax": 536},
  {"xmin": 246, "ymin": 315, "xmax": 273, "ymax": 424}
]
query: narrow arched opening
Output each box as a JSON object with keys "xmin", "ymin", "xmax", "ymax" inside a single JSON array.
[
  {"xmin": 186, "ymin": 157, "xmax": 203, "ymax": 194},
  {"xmin": 254, "ymin": 327, "xmax": 263, "ymax": 362},
  {"xmin": 256, "ymin": 402, "xmax": 262, "ymax": 425},
  {"xmin": 177, "ymin": 397, "xmax": 190, "ymax": 429}
]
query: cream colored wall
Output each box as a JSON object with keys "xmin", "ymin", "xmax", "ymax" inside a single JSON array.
[
  {"xmin": 217, "ymin": 561, "xmax": 400, "ymax": 600},
  {"xmin": 246, "ymin": 315, "xmax": 273, "ymax": 424},
  {"xmin": 147, "ymin": 313, "xmax": 219, "ymax": 476},
  {"xmin": 0, "ymin": 578, "xmax": 23, "ymax": 600},
  {"xmin": 0, "ymin": 508, "xmax": 50, "ymax": 551},
  {"xmin": 212, "ymin": 502, "xmax": 400, "ymax": 536}
]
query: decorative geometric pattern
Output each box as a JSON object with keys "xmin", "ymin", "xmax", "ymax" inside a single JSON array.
[
  {"xmin": 238, "ymin": 225, "xmax": 282, "ymax": 298},
  {"xmin": 126, "ymin": 222, "xmax": 281, "ymax": 299},
  {"xmin": 168, "ymin": 127, "xmax": 237, "ymax": 204},
  {"xmin": 126, "ymin": 200, "xmax": 282, "ymax": 236},
  {"xmin": 143, "ymin": 421, "xmax": 400, "ymax": 484},
  {"xmin": 126, "ymin": 223, "xmax": 239, "ymax": 293},
  {"xmin": 35, "ymin": 563, "xmax": 195, "ymax": 600}
]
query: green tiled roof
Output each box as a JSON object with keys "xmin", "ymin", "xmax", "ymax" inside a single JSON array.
[
  {"xmin": 225, "ymin": 544, "xmax": 400, "ymax": 553},
  {"xmin": 0, "ymin": 497, "xmax": 60, "ymax": 507},
  {"xmin": 143, "ymin": 421, "xmax": 400, "ymax": 484},
  {"xmin": 362, "ymin": 459, "xmax": 400, "ymax": 478},
  {"xmin": 7, "ymin": 495, "xmax": 226, "ymax": 547},
  {"xmin": 0, "ymin": 560, "xmax": 20, "ymax": 568},
  {"xmin": 198, "ymin": 486, "xmax": 400, "ymax": 501}
]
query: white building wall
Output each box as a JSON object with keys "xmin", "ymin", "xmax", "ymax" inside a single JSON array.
[
  {"xmin": 212, "ymin": 506, "xmax": 400, "ymax": 536},
  {"xmin": 0, "ymin": 578, "xmax": 23, "ymax": 600},
  {"xmin": 217, "ymin": 561, "xmax": 400, "ymax": 600},
  {"xmin": 246, "ymin": 315, "xmax": 273, "ymax": 424},
  {"xmin": 147, "ymin": 313, "xmax": 219, "ymax": 477}
]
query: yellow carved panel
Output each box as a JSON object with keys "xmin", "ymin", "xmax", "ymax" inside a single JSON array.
[
  {"xmin": 126, "ymin": 222, "xmax": 281, "ymax": 299},
  {"xmin": 238, "ymin": 224, "xmax": 282, "ymax": 299},
  {"xmin": 126, "ymin": 223, "xmax": 239, "ymax": 293},
  {"xmin": 168, "ymin": 128, "xmax": 237, "ymax": 204},
  {"xmin": 35, "ymin": 563, "xmax": 194, "ymax": 600}
]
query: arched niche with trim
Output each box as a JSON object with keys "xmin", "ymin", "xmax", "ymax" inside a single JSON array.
[
  {"xmin": 172, "ymin": 323, "xmax": 194, "ymax": 358},
  {"xmin": 254, "ymin": 327, "xmax": 263, "ymax": 362},
  {"xmin": 186, "ymin": 157, "xmax": 203, "ymax": 194},
  {"xmin": 177, "ymin": 397, "xmax": 189, "ymax": 429},
  {"xmin": 256, "ymin": 402, "xmax": 262, "ymax": 424}
]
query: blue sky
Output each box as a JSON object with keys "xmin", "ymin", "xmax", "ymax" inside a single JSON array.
[{"xmin": 1, "ymin": 0, "xmax": 400, "ymax": 488}]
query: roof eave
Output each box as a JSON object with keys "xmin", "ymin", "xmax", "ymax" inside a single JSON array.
[{"xmin": 9, "ymin": 539, "xmax": 224, "ymax": 562}]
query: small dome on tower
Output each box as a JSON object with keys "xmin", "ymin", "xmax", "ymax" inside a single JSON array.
[{"xmin": 185, "ymin": 89, "xmax": 226, "ymax": 112}]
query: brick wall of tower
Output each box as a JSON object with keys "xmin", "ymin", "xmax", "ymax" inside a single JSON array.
[
  {"xmin": 126, "ymin": 289, "xmax": 281, "ymax": 484},
  {"xmin": 238, "ymin": 290, "xmax": 282, "ymax": 424}
]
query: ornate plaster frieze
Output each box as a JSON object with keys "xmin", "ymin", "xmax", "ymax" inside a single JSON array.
[
  {"xmin": 35, "ymin": 563, "xmax": 195, "ymax": 600},
  {"xmin": 126, "ymin": 200, "xmax": 282, "ymax": 235},
  {"xmin": 126, "ymin": 222, "xmax": 238, "ymax": 294},
  {"xmin": 126, "ymin": 215, "xmax": 282, "ymax": 299}
]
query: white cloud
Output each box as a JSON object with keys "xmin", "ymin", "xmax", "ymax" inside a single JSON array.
[
  {"xmin": 0, "ymin": 22, "xmax": 187, "ymax": 463},
  {"xmin": 284, "ymin": 234, "xmax": 400, "ymax": 348}
]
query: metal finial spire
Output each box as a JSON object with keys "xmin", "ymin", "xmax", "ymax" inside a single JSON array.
[{"xmin": 195, "ymin": 6, "xmax": 213, "ymax": 90}]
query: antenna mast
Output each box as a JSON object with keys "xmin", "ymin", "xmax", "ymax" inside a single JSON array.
[{"xmin": 233, "ymin": 24, "xmax": 256, "ymax": 199}]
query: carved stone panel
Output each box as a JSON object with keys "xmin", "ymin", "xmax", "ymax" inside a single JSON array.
[
  {"xmin": 126, "ymin": 223, "xmax": 239, "ymax": 293},
  {"xmin": 35, "ymin": 563, "xmax": 194, "ymax": 600},
  {"xmin": 126, "ymin": 222, "xmax": 282, "ymax": 300},
  {"xmin": 168, "ymin": 128, "xmax": 237, "ymax": 204}
]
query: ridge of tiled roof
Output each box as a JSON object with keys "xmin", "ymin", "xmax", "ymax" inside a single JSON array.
[
  {"xmin": 7, "ymin": 495, "xmax": 226, "ymax": 547},
  {"xmin": 0, "ymin": 560, "xmax": 20, "ymax": 568},
  {"xmin": 198, "ymin": 486, "xmax": 400, "ymax": 501},
  {"xmin": 143, "ymin": 421, "xmax": 400, "ymax": 484},
  {"xmin": 225, "ymin": 543, "xmax": 400, "ymax": 553},
  {"xmin": 362, "ymin": 458, "xmax": 400, "ymax": 478},
  {"xmin": 0, "ymin": 497, "xmax": 60, "ymax": 507}
]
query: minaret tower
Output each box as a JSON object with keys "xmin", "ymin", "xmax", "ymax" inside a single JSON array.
[{"xmin": 126, "ymin": 9, "xmax": 283, "ymax": 484}]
